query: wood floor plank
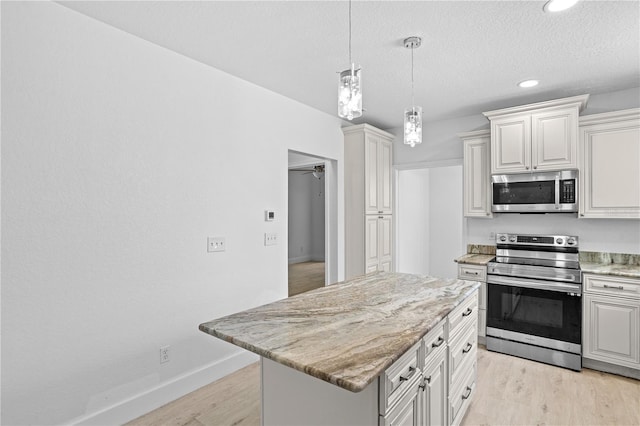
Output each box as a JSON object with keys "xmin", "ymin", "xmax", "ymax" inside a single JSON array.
[
  {"xmin": 130, "ymin": 346, "xmax": 639, "ymax": 426},
  {"xmin": 288, "ymin": 261, "xmax": 325, "ymax": 296}
]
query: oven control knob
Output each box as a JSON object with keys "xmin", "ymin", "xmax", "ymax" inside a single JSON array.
[
  {"xmin": 556, "ymin": 238, "xmax": 564, "ymax": 245},
  {"xmin": 509, "ymin": 236, "xmax": 516, "ymax": 242},
  {"xmin": 567, "ymin": 237, "xmax": 576, "ymax": 245},
  {"xmin": 499, "ymin": 235, "xmax": 507, "ymax": 242}
]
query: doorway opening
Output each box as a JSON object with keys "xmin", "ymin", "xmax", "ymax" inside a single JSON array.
[{"xmin": 287, "ymin": 151, "xmax": 335, "ymax": 296}]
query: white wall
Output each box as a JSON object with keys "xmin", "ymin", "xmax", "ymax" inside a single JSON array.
[
  {"xmin": 395, "ymin": 165, "xmax": 463, "ymax": 279},
  {"xmin": 428, "ymin": 165, "xmax": 463, "ymax": 279},
  {"xmin": 396, "ymin": 169, "xmax": 430, "ymax": 274},
  {"xmin": 288, "ymin": 171, "xmax": 325, "ymax": 263},
  {"xmin": 1, "ymin": 2, "xmax": 344, "ymax": 425},
  {"xmin": 310, "ymin": 176, "xmax": 326, "ymax": 261}
]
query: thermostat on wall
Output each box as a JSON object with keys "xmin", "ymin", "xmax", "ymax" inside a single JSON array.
[{"xmin": 265, "ymin": 210, "xmax": 275, "ymax": 221}]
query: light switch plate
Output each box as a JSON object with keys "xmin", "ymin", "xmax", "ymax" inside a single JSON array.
[
  {"xmin": 207, "ymin": 237, "xmax": 226, "ymax": 252},
  {"xmin": 264, "ymin": 233, "xmax": 278, "ymax": 246}
]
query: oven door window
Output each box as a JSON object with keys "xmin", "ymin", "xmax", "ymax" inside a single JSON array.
[
  {"xmin": 493, "ymin": 180, "xmax": 555, "ymax": 205},
  {"xmin": 486, "ymin": 283, "xmax": 581, "ymax": 344}
]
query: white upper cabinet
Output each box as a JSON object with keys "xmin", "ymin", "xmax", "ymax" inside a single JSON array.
[
  {"xmin": 484, "ymin": 95, "xmax": 588, "ymax": 174},
  {"xmin": 364, "ymin": 132, "xmax": 393, "ymax": 214},
  {"xmin": 459, "ymin": 130, "xmax": 492, "ymax": 218},
  {"xmin": 579, "ymin": 109, "xmax": 640, "ymax": 219}
]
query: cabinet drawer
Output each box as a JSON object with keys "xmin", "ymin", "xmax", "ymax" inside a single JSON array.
[
  {"xmin": 449, "ymin": 320, "xmax": 478, "ymax": 386},
  {"xmin": 458, "ymin": 264, "xmax": 486, "ymax": 282},
  {"xmin": 379, "ymin": 341, "xmax": 420, "ymax": 415},
  {"xmin": 422, "ymin": 319, "xmax": 446, "ymax": 363},
  {"xmin": 585, "ymin": 274, "xmax": 640, "ymax": 300},
  {"xmin": 450, "ymin": 360, "xmax": 477, "ymax": 426},
  {"xmin": 448, "ymin": 292, "xmax": 479, "ymax": 339}
]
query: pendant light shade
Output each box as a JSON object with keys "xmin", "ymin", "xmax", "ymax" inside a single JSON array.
[
  {"xmin": 403, "ymin": 36, "xmax": 422, "ymax": 147},
  {"xmin": 338, "ymin": 65, "xmax": 362, "ymax": 120},
  {"xmin": 404, "ymin": 106, "xmax": 422, "ymax": 148},
  {"xmin": 338, "ymin": 0, "xmax": 362, "ymax": 120}
]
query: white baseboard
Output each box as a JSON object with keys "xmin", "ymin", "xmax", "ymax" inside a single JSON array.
[
  {"xmin": 288, "ymin": 256, "xmax": 325, "ymax": 264},
  {"xmin": 69, "ymin": 351, "xmax": 259, "ymax": 425},
  {"xmin": 288, "ymin": 255, "xmax": 311, "ymax": 264}
]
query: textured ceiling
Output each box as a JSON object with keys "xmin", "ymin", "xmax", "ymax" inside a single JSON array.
[{"xmin": 59, "ymin": 1, "xmax": 640, "ymax": 130}]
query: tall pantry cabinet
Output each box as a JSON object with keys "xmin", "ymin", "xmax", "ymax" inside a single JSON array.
[{"xmin": 343, "ymin": 124, "xmax": 394, "ymax": 279}]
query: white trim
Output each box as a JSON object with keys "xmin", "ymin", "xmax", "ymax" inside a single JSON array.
[
  {"xmin": 289, "ymin": 255, "xmax": 312, "ymax": 264},
  {"xmin": 69, "ymin": 351, "xmax": 258, "ymax": 426},
  {"xmin": 483, "ymin": 94, "xmax": 590, "ymax": 118},
  {"xmin": 579, "ymin": 108, "xmax": 640, "ymax": 126},
  {"xmin": 394, "ymin": 158, "xmax": 463, "ymax": 171}
]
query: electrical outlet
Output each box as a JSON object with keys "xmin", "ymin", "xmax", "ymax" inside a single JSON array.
[
  {"xmin": 207, "ymin": 237, "xmax": 226, "ymax": 252},
  {"xmin": 489, "ymin": 232, "xmax": 496, "ymax": 241},
  {"xmin": 264, "ymin": 233, "xmax": 278, "ymax": 246},
  {"xmin": 160, "ymin": 346, "xmax": 170, "ymax": 364}
]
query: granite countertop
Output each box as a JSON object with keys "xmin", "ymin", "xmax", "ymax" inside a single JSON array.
[
  {"xmin": 579, "ymin": 251, "xmax": 640, "ymax": 279},
  {"xmin": 455, "ymin": 244, "xmax": 496, "ymax": 265},
  {"xmin": 199, "ymin": 272, "xmax": 480, "ymax": 393}
]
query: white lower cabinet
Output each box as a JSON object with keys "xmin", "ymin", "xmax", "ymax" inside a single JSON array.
[
  {"xmin": 420, "ymin": 346, "xmax": 447, "ymax": 426},
  {"xmin": 379, "ymin": 291, "xmax": 479, "ymax": 426},
  {"xmin": 380, "ymin": 377, "xmax": 422, "ymax": 426},
  {"xmin": 583, "ymin": 274, "xmax": 640, "ymax": 372},
  {"xmin": 457, "ymin": 264, "xmax": 487, "ymax": 340},
  {"xmin": 263, "ymin": 291, "xmax": 480, "ymax": 425},
  {"xmin": 366, "ymin": 215, "xmax": 393, "ymax": 273}
]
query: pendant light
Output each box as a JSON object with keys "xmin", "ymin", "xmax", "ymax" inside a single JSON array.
[
  {"xmin": 338, "ymin": 0, "xmax": 362, "ymax": 120},
  {"xmin": 404, "ymin": 36, "xmax": 422, "ymax": 147}
]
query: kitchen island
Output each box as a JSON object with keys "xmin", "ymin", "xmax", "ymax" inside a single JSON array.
[{"xmin": 199, "ymin": 272, "xmax": 480, "ymax": 425}]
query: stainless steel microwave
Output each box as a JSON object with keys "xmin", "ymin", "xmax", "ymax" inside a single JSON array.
[{"xmin": 491, "ymin": 170, "xmax": 578, "ymax": 213}]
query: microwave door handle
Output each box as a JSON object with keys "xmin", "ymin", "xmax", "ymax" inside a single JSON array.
[{"xmin": 555, "ymin": 177, "xmax": 560, "ymax": 209}]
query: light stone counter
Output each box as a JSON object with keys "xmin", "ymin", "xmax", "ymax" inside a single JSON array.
[
  {"xmin": 455, "ymin": 244, "xmax": 496, "ymax": 265},
  {"xmin": 580, "ymin": 251, "xmax": 640, "ymax": 279},
  {"xmin": 199, "ymin": 272, "xmax": 480, "ymax": 392}
]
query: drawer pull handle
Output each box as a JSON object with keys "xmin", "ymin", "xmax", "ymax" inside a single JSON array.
[
  {"xmin": 465, "ymin": 271, "xmax": 479, "ymax": 276},
  {"xmin": 462, "ymin": 308, "xmax": 473, "ymax": 317},
  {"xmin": 603, "ymin": 284, "xmax": 625, "ymax": 290},
  {"xmin": 462, "ymin": 342, "xmax": 473, "ymax": 354},
  {"xmin": 399, "ymin": 366, "xmax": 417, "ymax": 382},
  {"xmin": 462, "ymin": 386, "xmax": 472, "ymax": 400},
  {"xmin": 432, "ymin": 336, "xmax": 445, "ymax": 348}
]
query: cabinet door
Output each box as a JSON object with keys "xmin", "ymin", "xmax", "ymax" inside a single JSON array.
[
  {"xmin": 380, "ymin": 382, "xmax": 421, "ymax": 426},
  {"xmin": 421, "ymin": 348, "xmax": 447, "ymax": 426},
  {"xmin": 378, "ymin": 215, "xmax": 393, "ymax": 271},
  {"xmin": 365, "ymin": 216, "xmax": 379, "ymax": 271},
  {"xmin": 365, "ymin": 135, "xmax": 381, "ymax": 214},
  {"xmin": 378, "ymin": 139, "xmax": 393, "ymax": 214},
  {"xmin": 584, "ymin": 293, "xmax": 640, "ymax": 369},
  {"xmin": 531, "ymin": 108, "xmax": 578, "ymax": 171},
  {"xmin": 463, "ymin": 137, "xmax": 492, "ymax": 218},
  {"xmin": 491, "ymin": 115, "xmax": 531, "ymax": 174},
  {"xmin": 580, "ymin": 116, "xmax": 640, "ymax": 219}
]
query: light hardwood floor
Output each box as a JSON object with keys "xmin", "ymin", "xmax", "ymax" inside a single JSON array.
[
  {"xmin": 127, "ymin": 346, "xmax": 640, "ymax": 426},
  {"xmin": 288, "ymin": 261, "xmax": 325, "ymax": 296}
]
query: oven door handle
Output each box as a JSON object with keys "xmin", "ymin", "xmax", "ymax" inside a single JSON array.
[{"xmin": 487, "ymin": 275, "xmax": 581, "ymax": 294}]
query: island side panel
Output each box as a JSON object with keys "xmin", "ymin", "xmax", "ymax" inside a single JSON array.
[{"xmin": 261, "ymin": 357, "xmax": 379, "ymax": 425}]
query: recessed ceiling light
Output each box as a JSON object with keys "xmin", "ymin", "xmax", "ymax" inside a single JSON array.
[
  {"xmin": 518, "ymin": 80, "xmax": 539, "ymax": 88},
  {"xmin": 543, "ymin": 0, "xmax": 579, "ymax": 13}
]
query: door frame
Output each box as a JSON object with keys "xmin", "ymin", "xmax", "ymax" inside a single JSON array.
[{"xmin": 288, "ymin": 150, "xmax": 339, "ymax": 285}]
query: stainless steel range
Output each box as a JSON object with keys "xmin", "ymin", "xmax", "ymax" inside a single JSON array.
[{"xmin": 486, "ymin": 233, "xmax": 582, "ymax": 371}]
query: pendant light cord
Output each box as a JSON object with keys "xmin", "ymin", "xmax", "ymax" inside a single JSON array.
[
  {"xmin": 411, "ymin": 44, "xmax": 415, "ymax": 109},
  {"xmin": 348, "ymin": 0, "xmax": 352, "ymax": 65}
]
